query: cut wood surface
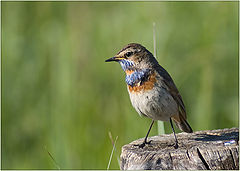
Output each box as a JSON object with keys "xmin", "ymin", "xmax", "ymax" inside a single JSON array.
[{"xmin": 120, "ymin": 127, "xmax": 239, "ymax": 170}]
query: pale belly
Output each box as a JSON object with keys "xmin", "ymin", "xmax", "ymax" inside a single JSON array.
[{"xmin": 127, "ymin": 85, "xmax": 178, "ymax": 121}]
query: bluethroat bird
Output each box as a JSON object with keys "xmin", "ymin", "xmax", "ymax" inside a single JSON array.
[{"xmin": 105, "ymin": 43, "xmax": 193, "ymax": 148}]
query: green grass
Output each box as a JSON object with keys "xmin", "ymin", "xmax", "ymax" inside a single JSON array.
[{"xmin": 2, "ymin": 1, "xmax": 238, "ymax": 169}]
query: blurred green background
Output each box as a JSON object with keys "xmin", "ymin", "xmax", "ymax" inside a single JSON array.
[{"xmin": 2, "ymin": 1, "xmax": 238, "ymax": 169}]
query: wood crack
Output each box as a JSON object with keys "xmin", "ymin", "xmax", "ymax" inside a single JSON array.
[
  {"xmin": 186, "ymin": 150, "xmax": 190, "ymax": 160},
  {"xmin": 169, "ymin": 152, "xmax": 173, "ymax": 163},
  {"xmin": 229, "ymin": 148, "xmax": 236, "ymax": 169},
  {"xmin": 217, "ymin": 150, "xmax": 224, "ymax": 169},
  {"xmin": 197, "ymin": 148, "xmax": 210, "ymax": 170},
  {"xmin": 169, "ymin": 152, "xmax": 173, "ymax": 169}
]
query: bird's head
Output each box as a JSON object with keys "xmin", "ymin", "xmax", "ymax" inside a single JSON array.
[{"xmin": 105, "ymin": 43, "xmax": 157, "ymax": 72}]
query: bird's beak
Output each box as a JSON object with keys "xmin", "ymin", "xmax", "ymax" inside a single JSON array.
[{"xmin": 105, "ymin": 56, "xmax": 125, "ymax": 62}]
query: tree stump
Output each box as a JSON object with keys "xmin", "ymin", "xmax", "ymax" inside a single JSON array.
[{"xmin": 120, "ymin": 127, "xmax": 239, "ymax": 170}]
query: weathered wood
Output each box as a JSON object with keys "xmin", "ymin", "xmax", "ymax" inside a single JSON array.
[{"xmin": 120, "ymin": 127, "xmax": 239, "ymax": 170}]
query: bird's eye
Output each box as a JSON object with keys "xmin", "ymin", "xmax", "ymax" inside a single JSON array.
[{"xmin": 125, "ymin": 52, "xmax": 133, "ymax": 57}]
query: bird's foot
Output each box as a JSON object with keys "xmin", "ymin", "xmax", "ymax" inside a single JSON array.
[
  {"xmin": 134, "ymin": 140, "xmax": 152, "ymax": 148},
  {"xmin": 173, "ymin": 142, "xmax": 179, "ymax": 149}
]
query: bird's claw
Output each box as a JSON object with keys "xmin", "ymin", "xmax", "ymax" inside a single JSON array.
[
  {"xmin": 134, "ymin": 140, "xmax": 152, "ymax": 148},
  {"xmin": 174, "ymin": 143, "xmax": 179, "ymax": 149}
]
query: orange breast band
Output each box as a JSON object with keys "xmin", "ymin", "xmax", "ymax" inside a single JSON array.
[
  {"xmin": 128, "ymin": 72, "xmax": 156, "ymax": 93},
  {"xmin": 125, "ymin": 70, "xmax": 134, "ymax": 75}
]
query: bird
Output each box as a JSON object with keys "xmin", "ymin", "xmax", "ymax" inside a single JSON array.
[{"xmin": 105, "ymin": 43, "xmax": 193, "ymax": 148}]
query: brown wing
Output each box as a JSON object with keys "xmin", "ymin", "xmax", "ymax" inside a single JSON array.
[
  {"xmin": 155, "ymin": 64, "xmax": 193, "ymax": 133},
  {"xmin": 156, "ymin": 64, "xmax": 187, "ymax": 119}
]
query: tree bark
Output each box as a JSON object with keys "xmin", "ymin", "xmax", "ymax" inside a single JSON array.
[{"xmin": 120, "ymin": 127, "xmax": 239, "ymax": 170}]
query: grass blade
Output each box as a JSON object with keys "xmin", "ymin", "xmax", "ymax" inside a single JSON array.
[
  {"xmin": 153, "ymin": 22, "xmax": 165, "ymax": 135},
  {"xmin": 44, "ymin": 146, "xmax": 60, "ymax": 170},
  {"xmin": 107, "ymin": 132, "xmax": 119, "ymax": 170}
]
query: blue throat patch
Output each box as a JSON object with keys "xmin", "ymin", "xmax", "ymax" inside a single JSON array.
[
  {"xmin": 118, "ymin": 59, "xmax": 151, "ymax": 87},
  {"xmin": 125, "ymin": 69, "xmax": 150, "ymax": 87},
  {"xmin": 119, "ymin": 59, "xmax": 134, "ymax": 71}
]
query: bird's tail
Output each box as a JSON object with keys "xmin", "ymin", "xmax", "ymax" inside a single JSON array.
[{"xmin": 172, "ymin": 114, "xmax": 193, "ymax": 133}]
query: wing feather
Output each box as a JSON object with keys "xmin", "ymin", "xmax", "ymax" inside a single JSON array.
[{"xmin": 156, "ymin": 64, "xmax": 187, "ymax": 119}]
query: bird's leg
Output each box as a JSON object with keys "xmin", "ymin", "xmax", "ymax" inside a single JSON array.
[
  {"xmin": 143, "ymin": 120, "xmax": 154, "ymax": 144},
  {"xmin": 170, "ymin": 118, "xmax": 179, "ymax": 149},
  {"xmin": 135, "ymin": 120, "xmax": 154, "ymax": 148}
]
